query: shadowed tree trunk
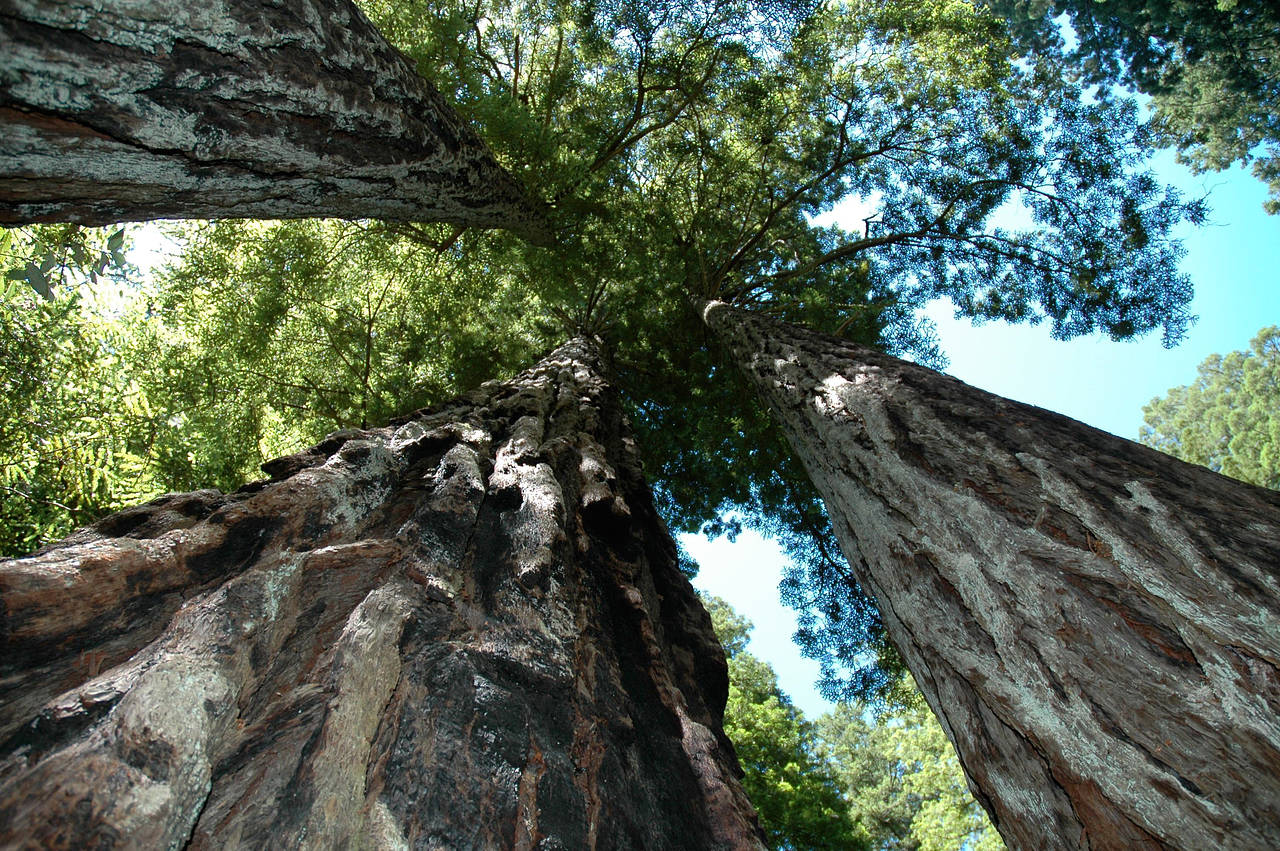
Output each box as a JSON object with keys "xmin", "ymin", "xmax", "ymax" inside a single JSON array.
[
  {"xmin": 0, "ymin": 0, "xmax": 548, "ymax": 241},
  {"xmin": 0, "ymin": 338, "xmax": 763, "ymax": 849},
  {"xmin": 701, "ymin": 300, "xmax": 1280, "ymax": 850}
]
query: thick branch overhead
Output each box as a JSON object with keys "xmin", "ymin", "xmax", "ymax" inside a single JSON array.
[{"xmin": 0, "ymin": 0, "xmax": 549, "ymax": 242}]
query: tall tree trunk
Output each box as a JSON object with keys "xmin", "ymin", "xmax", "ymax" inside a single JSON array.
[
  {"xmin": 701, "ymin": 300, "xmax": 1280, "ymax": 850},
  {"xmin": 0, "ymin": 338, "xmax": 762, "ymax": 849},
  {"xmin": 0, "ymin": 0, "xmax": 548, "ymax": 242}
]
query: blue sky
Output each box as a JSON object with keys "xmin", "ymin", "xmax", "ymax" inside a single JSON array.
[
  {"xmin": 924, "ymin": 153, "xmax": 1280, "ymax": 440},
  {"xmin": 689, "ymin": 155, "xmax": 1280, "ymax": 719}
]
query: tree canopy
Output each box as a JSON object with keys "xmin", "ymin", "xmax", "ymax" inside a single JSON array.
[
  {"xmin": 817, "ymin": 699, "xmax": 1004, "ymax": 851},
  {"xmin": 983, "ymin": 0, "xmax": 1280, "ymax": 211},
  {"xmin": 1140, "ymin": 325, "xmax": 1280, "ymax": 489},
  {"xmin": 0, "ymin": 225, "xmax": 149, "ymax": 553},
  {"xmin": 0, "ymin": 0, "xmax": 1207, "ymax": 700}
]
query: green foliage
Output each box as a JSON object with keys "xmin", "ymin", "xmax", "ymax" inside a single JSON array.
[
  {"xmin": 1, "ymin": 224, "xmax": 128, "ymax": 300},
  {"xmin": 984, "ymin": 0, "xmax": 1280, "ymax": 211},
  {"xmin": 705, "ymin": 595, "xmax": 1001, "ymax": 849},
  {"xmin": 132, "ymin": 219, "xmax": 553, "ymax": 493},
  {"xmin": 0, "ymin": 218, "xmax": 555, "ymax": 555},
  {"xmin": 0, "ymin": 226, "xmax": 158, "ymax": 555},
  {"xmin": 817, "ymin": 690, "xmax": 1004, "ymax": 851},
  {"xmin": 1140, "ymin": 326, "xmax": 1280, "ymax": 489},
  {"xmin": 363, "ymin": 0, "xmax": 1202, "ymax": 346},
  {"xmin": 704, "ymin": 595, "xmax": 863, "ymax": 850},
  {"xmin": 705, "ymin": 593, "xmax": 755, "ymax": 657}
]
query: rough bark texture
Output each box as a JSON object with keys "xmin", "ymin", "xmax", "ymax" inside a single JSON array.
[
  {"xmin": 0, "ymin": 338, "xmax": 763, "ymax": 849},
  {"xmin": 0, "ymin": 0, "xmax": 548, "ymax": 241},
  {"xmin": 702, "ymin": 300, "xmax": 1280, "ymax": 851}
]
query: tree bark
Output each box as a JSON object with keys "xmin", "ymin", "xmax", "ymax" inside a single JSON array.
[
  {"xmin": 701, "ymin": 300, "xmax": 1280, "ymax": 850},
  {"xmin": 0, "ymin": 338, "xmax": 763, "ymax": 849},
  {"xmin": 0, "ymin": 0, "xmax": 549, "ymax": 242}
]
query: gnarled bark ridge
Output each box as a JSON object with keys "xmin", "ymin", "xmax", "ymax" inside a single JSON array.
[
  {"xmin": 0, "ymin": 0, "xmax": 548, "ymax": 241},
  {"xmin": 703, "ymin": 300, "xmax": 1280, "ymax": 851},
  {"xmin": 0, "ymin": 338, "xmax": 762, "ymax": 849}
]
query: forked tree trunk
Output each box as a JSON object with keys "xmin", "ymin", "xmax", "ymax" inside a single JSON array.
[
  {"xmin": 0, "ymin": 338, "xmax": 762, "ymax": 849},
  {"xmin": 702, "ymin": 300, "xmax": 1280, "ymax": 850},
  {"xmin": 0, "ymin": 0, "xmax": 548, "ymax": 241}
]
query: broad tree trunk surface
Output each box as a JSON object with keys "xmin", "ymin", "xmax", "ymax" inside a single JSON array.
[
  {"xmin": 0, "ymin": 0, "xmax": 548, "ymax": 241},
  {"xmin": 0, "ymin": 338, "xmax": 763, "ymax": 849},
  {"xmin": 702, "ymin": 300, "xmax": 1280, "ymax": 850}
]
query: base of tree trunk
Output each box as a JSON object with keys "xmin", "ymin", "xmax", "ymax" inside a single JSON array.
[{"xmin": 0, "ymin": 339, "xmax": 763, "ymax": 849}]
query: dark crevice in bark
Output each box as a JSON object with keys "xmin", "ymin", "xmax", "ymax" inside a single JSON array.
[
  {"xmin": 0, "ymin": 689, "xmax": 120, "ymax": 768},
  {"xmin": 1061, "ymin": 572, "xmax": 1199, "ymax": 667},
  {"xmin": 1078, "ymin": 690, "xmax": 1205, "ymax": 798}
]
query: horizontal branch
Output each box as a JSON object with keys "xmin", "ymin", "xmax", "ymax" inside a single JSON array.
[{"xmin": 0, "ymin": 0, "xmax": 550, "ymax": 243}]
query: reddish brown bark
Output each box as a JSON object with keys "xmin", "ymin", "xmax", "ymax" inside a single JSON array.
[
  {"xmin": 703, "ymin": 299, "xmax": 1280, "ymax": 850},
  {"xmin": 0, "ymin": 0, "xmax": 549, "ymax": 242},
  {"xmin": 0, "ymin": 339, "xmax": 763, "ymax": 849}
]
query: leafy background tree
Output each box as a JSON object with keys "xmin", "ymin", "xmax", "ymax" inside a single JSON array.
[
  {"xmin": 0, "ymin": 216, "xmax": 553, "ymax": 555},
  {"xmin": 1140, "ymin": 325, "xmax": 1280, "ymax": 489},
  {"xmin": 0, "ymin": 223, "xmax": 128, "ymax": 299},
  {"xmin": 818, "ymin": 700, "xmax": 1004, "ymax": 851},
  {"xmin": 0, "ymin": 226, "xmax": 156, "ymax": 554},
  {"xmin": 705, "ymin": 593, "xmax": 861, "ymax": 849},
  {"xmin": 705, "ymin": 594, "xmax": 1004, "ymax": 850},
  {"xmin": 135, "ymin": 219, "xmax": 548, "ymax": 490}
]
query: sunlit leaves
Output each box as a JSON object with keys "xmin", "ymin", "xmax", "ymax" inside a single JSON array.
[
  {"xmin": 1140, "ymin": 326, "xmax": 1280, "ymax": 489},
  {"xmin": 0, "ymin": 258, "xmax": 157, "ymax": 555},
  {"xmin": 817, "ymin": 692, "xmax": 1005, "ymax": 850},
  {"xmin": 1, "ymin": 224, "xmax": 130, "ymax": 301},
  {"xmin": 358, "ymin": 0, "xmax": 1202, "ymax": 354},
  {"xmin": 706, "ymin": 595, "xmax": 1001, "ymax": 850},
  {"xmin": 140, "ymin": 219, "xmax": 551, "ymax": 491},
  {"xmin": 704, "ymin": 594, "xmax": 864, "ymax": 850}
]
